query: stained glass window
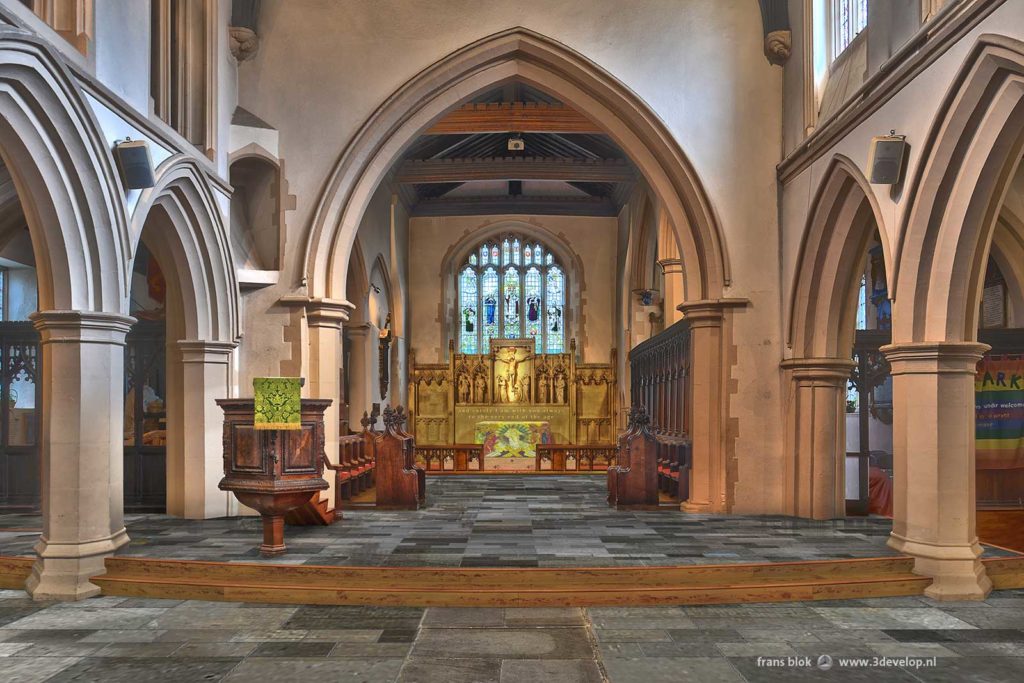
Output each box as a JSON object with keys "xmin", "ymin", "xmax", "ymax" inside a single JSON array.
[
  {"xmin": 481, "ymin": 267, "xmax": 499, "ymax": 348},
  {"xmin": 503, "ymin": 267, "xmax": 520, "ymax": 335},
  {"xmin": 545, "ymin": 266, "xmax": 565, "ymax": 353},
  {"xmin": 457, "ymin": 235, "xmax": 566, "ymax": 355},
  {"xmin": 524, "ymin": 267, "xmax": 542, "ymax": 353},
  {"xmin": 459, "ymin": 267, "xmax": 478, "ymax": 354}
]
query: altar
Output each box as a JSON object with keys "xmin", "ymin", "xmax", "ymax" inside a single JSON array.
[{"xmin": 474, "ymin": 420, "xmax": 551, "ymax": 471}]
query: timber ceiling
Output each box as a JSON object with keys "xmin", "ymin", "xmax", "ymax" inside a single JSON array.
[{"xmin": 395, "ymin": 82, "xmax": 635, "ymax": 217}]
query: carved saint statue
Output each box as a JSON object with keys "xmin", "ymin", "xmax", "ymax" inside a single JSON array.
[
  {"xmin": 457, "ymin": 374, "xmax": 470, "ymax": 404},
  {"xmin": 519, "ymin": 376, "xmax": 531, "ymax": 403},
  {"xmin": 474, "ymin": 374, "xmax": 487, "ymax": 403},
  {"xmin": 537, "ymin": 376, "xmax": 549, "ymax": 404},
  {"xmin": 497, "ymin": 375, "xmax": 508, "ymax": 403},
  {"xmin": 554, "ymin": 373, "xmax": 566, "ymax": 404}
]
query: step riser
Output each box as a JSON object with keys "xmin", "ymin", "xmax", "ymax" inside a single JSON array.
[{"xmin": 90, "ymin": 578, "xmax": 930, "ymax": 607}]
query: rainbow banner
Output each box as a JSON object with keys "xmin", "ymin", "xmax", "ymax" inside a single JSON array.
[{"xmin": 976, "ymin": 357, "xmax": 1024, "ymax": 469}]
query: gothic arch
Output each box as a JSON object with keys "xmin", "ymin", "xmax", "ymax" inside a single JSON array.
[
  {"xmin": 438, "ymin": 219, "xmax": 585, "ymax": 356},
  {"xmin": 132, "ymin": 155, "xmax": 240, "ymax": 343},
  {"xmin": 788, "ymin": 155, "xmax": 890, "ymax": 358},
  {"xmin": 345, "ymin": 236, "xmax": 369, "ymax": 325},
  {"xmin": 302, "ymin": 27, "xmax": 729, "ymax": 306},
  {"xmin": 0, "ymin": 28, "xmax": 128, "ymax": 314},
  {"xmin": 893, "ymin": 35, "xmax": 1024, "ymax": 343}
]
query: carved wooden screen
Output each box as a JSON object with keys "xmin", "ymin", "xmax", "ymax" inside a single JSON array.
[
  {"xmin": 0, "ymin": 322, "xmax": 40, "ymax": 510},
  {"xmin": 628, "ymin": 318, "xmax": 689, "ymax": 438},
  {"xmin": 123, "ymin": 320, "xmax": 167, "ymax": 513}
]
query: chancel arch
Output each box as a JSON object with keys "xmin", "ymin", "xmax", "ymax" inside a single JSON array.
[
  {"xmin": 302, "ymin": 27, "xmax": 728, "ymax": 306},
  {"xmin": 303, "ymin": 28, "xmax": 739, "ymax": 512},
  {"xmin": 883, "ymin": 34, "xmax": 1024, "ymax": 599}
]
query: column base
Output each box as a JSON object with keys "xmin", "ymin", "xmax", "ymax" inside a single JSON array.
[
  {"xmin": 25, "ymin": 527, "xmax": 130, "ymax": 601},
  {"xmin": 888, "ymin": 532, "xmax": 992, "ymax": 600},
  {"xmin": 680, "ymin": 499, "xmax": 713, "ymax": 513}
]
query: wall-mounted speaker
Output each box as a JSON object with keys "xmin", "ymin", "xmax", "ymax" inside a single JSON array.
[
  {"xmin": 114, "ymin": 139, "xmax": 156, "ymax": 189},
  {"xmin": 868, "ymin": 134, "xmax": 907, "ymax": 185}
]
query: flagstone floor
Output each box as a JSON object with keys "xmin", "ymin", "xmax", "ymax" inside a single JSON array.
[
  {"xmin": 3, "ymin": 589, "xmax": 1024, "ymax": 682},
  {"xmin": 0, "ymin": 476, "xmax": 1018, "ymax": 567}
]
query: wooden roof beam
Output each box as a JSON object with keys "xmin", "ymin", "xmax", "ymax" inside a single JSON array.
[
  {"xmin": 426, "ymin": 102, "xmax": 603, "ymax": 135},
  {"xmin": 396, "ymin": 157, "xmax": 635, "ymax": 184}
]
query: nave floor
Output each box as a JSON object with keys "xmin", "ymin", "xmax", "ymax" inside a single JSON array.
[
  {"xmin": 0, "ymin": 476, "xmax": 947, "ymax": 567},
  {"xmin": 3, "ymin": 589, "xmax": 1024, "ymax": 682}
]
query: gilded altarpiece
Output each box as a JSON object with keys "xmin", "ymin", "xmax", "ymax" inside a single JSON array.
[{"xmin": 410, "ymin": 338, "xmax": 616, "ymax": 448}]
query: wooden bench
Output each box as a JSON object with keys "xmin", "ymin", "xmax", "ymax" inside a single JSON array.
[{"xmin": 656, "ymin": 436, "xmax": 691, "ymax": 502}]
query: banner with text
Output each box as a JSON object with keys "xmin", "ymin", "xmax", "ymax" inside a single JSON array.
[{"xmin": 976, "ymin": 356, "xmax": 1024, "ymax": 469}]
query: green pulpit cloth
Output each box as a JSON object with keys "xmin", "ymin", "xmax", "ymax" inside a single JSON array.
[{"xmin": 253, "ymin": 377, "xmax": 302, "ymax": 430}]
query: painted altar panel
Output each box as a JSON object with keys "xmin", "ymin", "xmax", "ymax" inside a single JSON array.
[{"xmin": 455, "ymin": 404, "xmax": 572, "ymax": 444}]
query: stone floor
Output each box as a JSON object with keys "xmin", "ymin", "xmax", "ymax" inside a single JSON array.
[
  {"xmin": 0, "ymin": 475, "xmax": 986, "ymax": 567},
  {"xmin": 3, "ymin": 589, "xmax": 1024, "ymax": 682}
]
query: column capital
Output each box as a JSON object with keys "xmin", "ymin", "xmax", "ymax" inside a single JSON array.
[
  {"xmin": 30, "ymin": 310, "xmax": 136, "ymax": 344},
  {"xmin": 677, "ymin": 298, "xmax": 748, "ymax": 327},
  {"xmin": 781, "ymin": 357, "xmax": 856, "ymax": 384},
  {"xmin": 177, "ymin": 339, "xmax": 238, "ymax": 363},
  {"xmin": 881, "ymin": 341, "xmax": 990, "ymax": 375},
  {"xmin": 306, "ymin": 298, "xmax": 356, "ymax": 329}
]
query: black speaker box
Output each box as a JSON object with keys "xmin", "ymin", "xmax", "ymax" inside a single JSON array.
[
  {"xmin": 114, "ymin": 139, "xmax": 156, "ymax": 189},
  {"xmin": 868, "ymin": 135, "xmax": 907, "ymax": 185}
]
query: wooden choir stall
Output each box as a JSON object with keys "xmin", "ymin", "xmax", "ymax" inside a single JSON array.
[
  {"xmin": 374, "ymin": 406, "xmax": 426, "ymax": 509},
  {"xmin": 628, "ymin": 318, "xmax": 693, "ymax": 502},
  {"xmin": 607, "ymin": 407, "xmax": 659, "ymax": 507}
]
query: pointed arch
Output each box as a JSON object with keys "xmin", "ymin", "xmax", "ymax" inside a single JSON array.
[
  {"xmin": 132, "ymin": 155, "xmax": 240, "ymax": 343},
  {"xmin": 301, "ymin": 27, "xmax": 728, "ymax": 305},
  {"xmin": 0, "ymin": 28, "xmax": 129, "ymax": 314},
  {"xmin": 893, "ymin": 34, "xmax": 1024, "ymax": 343},
  {"xmin": 788, "ymin": 155, "xmax": 890, "ymax": 358}
]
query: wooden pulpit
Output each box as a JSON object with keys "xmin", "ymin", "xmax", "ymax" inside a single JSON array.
[
  {"xmin": 374, "ymin": 405, "xmax": 425, "ymax": 509},
  {"xmin": 217, "ymin": 398, "xmax": 331, "ymax": 555},
  {"xmin": 607, "ymin": 406, "xmax": 659, "ymax": 508}
]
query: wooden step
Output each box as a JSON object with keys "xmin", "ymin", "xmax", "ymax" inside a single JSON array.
[
  {"xmin": 89, "ymin": 555, "xmax": 935, "ymax": 607},
  {"xmin": 284, "ymin": 494, "xmax": 336, "ymax": 526},
  {"xmin": 0, "ymin": 556, "xmax": 33, "ymax": 589}
]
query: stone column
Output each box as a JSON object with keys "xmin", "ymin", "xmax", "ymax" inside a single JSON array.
[
  {"xmin": 26, "ymin": 311, "xmax": 134, "ymax": 600},
  {"xmin": 678, "ymin": 302, "xmax": 727, "ymax": 513},
  {"xmin": 307, "ymin": 299, "xmax": 354, "ymax": 508},
  {"xmin": 882, "ymin": 342, "xmax": 991, "ymax": 600},
  {"xmin": 175, "ymin": 340, "xmax": 236, "ymax": 519},
  {"xmin": 782, "ymin": 358, "xmax": 855, "ymax": 520}
]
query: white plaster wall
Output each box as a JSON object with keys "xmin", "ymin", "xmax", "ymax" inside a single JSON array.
[
  {"xmin": 93, "ymin": 0, "xmax": 152, "ymax": 114},
  {"xmin": 408, "ymin": 213, "xmax": 617, "ymax": 366}
]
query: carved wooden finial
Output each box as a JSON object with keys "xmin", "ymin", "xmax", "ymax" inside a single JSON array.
[
  {"xmin": 632, "ymin": 405, "xmax": 651, "ymax": 429},
  {"xmin": 382, "ymin": 405, "xmax": 400, "ymax": 430},
  {"xmin": 360, "ymin": 411, "xmax": 372, "ymax": 431}
]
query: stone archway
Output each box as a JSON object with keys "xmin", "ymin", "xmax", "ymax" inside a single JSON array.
[
  {"xmin": 885, "ymin": 35, "xmax": 1024, "ymax": 599},
  {"xmin": 300, "ymin": 28, "xmax": 737, "ymax": 512},
  {"xmin": 131, "ymin": 156, "xmax": 240, "ymax": 520},
  {"xmin": 0, "ymin": 29, "xmax": 135, "ymax": 599},
  {"xmin": 783, "ymin": 155, "xmax": 889, "ymax": 520}
]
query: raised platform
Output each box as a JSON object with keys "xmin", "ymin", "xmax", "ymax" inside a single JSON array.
[{"xmin": 2, "ymin": 477, "xmax": 1023, "ymax": 606}]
